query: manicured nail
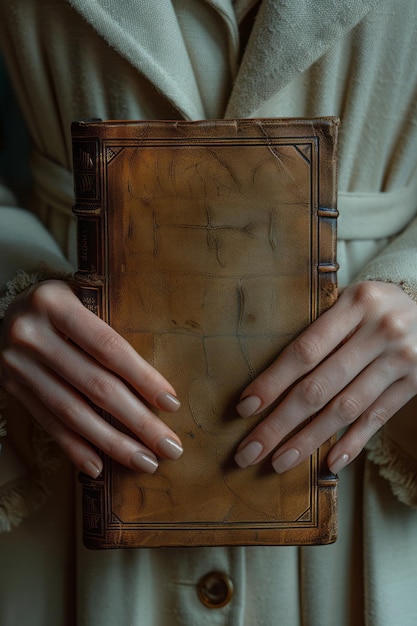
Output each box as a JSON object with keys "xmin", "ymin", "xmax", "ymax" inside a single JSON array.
[
  {"xmin": 234, "ymin": 441, "xmax": 264, "ymax": 468},
  {"xmin": 272, "ymin": 448, "xmax": 300, "ymax": 473},
  {"xmin": 157, "ymin": 436, "xmax": 184, "ymax": 460},
  {"xmin": 236, "ymin": 395, "xmax": 262, "ymax": 418},
  {"xmin": 157, "ymin": 391, "xmax": 181, "ymax": 412},
  {"xmin": 83, "ymin": 460, "xmax": 102, "ymax": 479},
  {"xmin": 131, "ymin": 451, "xmax": 159, "ymax": 474},
  {"xmin": 328, "ymin": 453, "xmax": 349, "ymax": 474}
]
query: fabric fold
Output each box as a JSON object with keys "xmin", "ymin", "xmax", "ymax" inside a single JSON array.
[
  {"xmin": 67, "ymin": 0, "xmax": 207, "ymax": 120},
  {"xmin": 337, "ymin": 179, "xmax": 417, "ymax": 240},
  {"xmin": 226, "ymin": 0, "xmax": 383, "ymax": 118},
  {"xmin": 367, "ymin": 425, "xmax": 417, "ymax": 509},
  {"xmin": 0, "ymin": 398, "xmax": 60, "ymax": 532}
]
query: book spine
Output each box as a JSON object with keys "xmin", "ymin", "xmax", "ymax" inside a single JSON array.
[
  {"xmin": 317, "ymin": 204, "xmax": 339, "ymax": 490},
  {"xmin": 71, "ymin": 127, "xmax": 106, "ymax": 546},
  {"xmin": 317, "ymin": 206, "xmax": 339, "ymax": 314}
]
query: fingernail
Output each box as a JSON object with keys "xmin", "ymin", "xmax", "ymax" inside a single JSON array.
[
  {"xmin": 234, "ymin": 440, "xmax": 264, "ymax": 468},
  {"xmin": 272, "ymin": 448, "xmax": 300, "ymax": 473},
  {"xmin": 236, "ymin": 395, "xmax": 262, "ymax": 418},
  {"xmin": 328, "ymin": 453, "xmax": 349, "ymax": 474},
  {"xmin": 157, "ymin": 391, "xmax": 181, "ymax": 412},
  {"xmin": 157, "ymin": 436, "xmax": 183, "ymax": 460},
  {"xmin": 131, "ymin": 451, "xmax": 159, "ymax": 474},
  {"xmin": 83, "ymin": 460, "xmax": 102, "ymax": 479}
]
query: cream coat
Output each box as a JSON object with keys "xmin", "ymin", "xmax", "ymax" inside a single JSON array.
[{"xmin": 0, "ymin": 1, "xmax": 417, "ymax": 624}]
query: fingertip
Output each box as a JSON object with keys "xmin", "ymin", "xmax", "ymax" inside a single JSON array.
[
  {"xmin": 272, "ymin": 447, "xmax": 300, "ymax": 473},
  {"xmin": 81, "ymin": 459, "xmax": 103, "ymax": 479},
  {"xmin": 236, "ymin": 395, "xmax": 262, "ymax": 418},
  {"xmin": 156, "ymin": 391, "xmax": 181, "ymax": 412},
  {"xmin": 156, "ymin": 436, "xmax": 184, "ymax": 460},
  {"xmin": 327, "ymin": 452, "xmax": 350, "ymax": 474},
  {"xmin": 131, "ymin": 451, "xmax": 159, "ymax": 474}
]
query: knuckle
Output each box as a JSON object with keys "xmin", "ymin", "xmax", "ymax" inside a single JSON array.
[
  {"xmin": 292, "ymin": 334, "xmax": 322, "ymax": 367},
  {"xmin": 6, "ymin": 315, "xmax": 34, "ymax": 347},
  {"xmin": 84, "ymin": 372, "xmax": 120, "ymax": 403},
  {"xmin": 298, "ymin": 376, "xmax": 330, "ymax": 409},
  {"xmin": 351, "ymin": 281, "xmax": 383, "ymax": 310},
  {"xmin": 378, "ymin": 312, "xmax": 408, "ymax": 342},
  {"xmin": 396, "ymin": 342, "xmax": 417, "ymax": 365},
  {"xmin": 334, "ymin": 394, "xmax": 362, "ymax": 424},
  {"xmin": 26, "ymin": 281, "xmax": 56, "ymax": 312},
  {"xmin": 54, "ymin": 399, "xmax": 84, "ymax": 429},
  {"xmin": 93, "ymin": 327, "xmax": 125, "ymax": 360},
  {"xmin": 102, "ymin": 432, "xmax": 122, "ymax": 459},
  {"xmin": 262, "ymin": 413, "xmax": 288, "ymax": 441},
  {"xmin": 363, "ymin": 406, "xmax": 390, "ymax": 430},
  {"xmin": 131, "ymin": 409, "xmax": 156, "ymax": 439}
]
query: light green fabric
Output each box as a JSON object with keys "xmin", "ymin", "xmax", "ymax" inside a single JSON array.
[{"xmin": 0, "ymin": 0, "xmax": 416, "ymax": 624}]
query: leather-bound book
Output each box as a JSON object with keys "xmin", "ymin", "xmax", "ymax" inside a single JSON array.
[{"xmin": 71, "ymin": 118, "xmax": 339, "ymax": 549}]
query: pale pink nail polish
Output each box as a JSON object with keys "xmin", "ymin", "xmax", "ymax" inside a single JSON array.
[
  {"xmin": 157, "ymin": 391, "xmax": 181, "ymax": 412},
  {"xmin": 83, "ymin": 460, "xmax": 102, "ymax": 478},
  {"xmin": 272, "ymin": 448, "xmax": 300, "ymax": 474},
  {"xmin": 131, "ymin": 451, "xmax": 159, "ymax": 474},
  {"xmin": 157, "ymin": 436, "xmax": 183, "ymax": 460},
  {"xmin": 234, "ymin": 441, "xmax": 264, "ymax": 468},
  {"xmin": 328, "ymin": 453, "xmax": 349, "ymax": 474},
  {"xmin": 236, "ymin": 395, "xmax": 262, "ymax": 418}
]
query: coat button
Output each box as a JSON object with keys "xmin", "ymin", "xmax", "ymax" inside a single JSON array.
[{"xmin": 197, "ymin": 571, "xmax": 234, "ymax": 608}]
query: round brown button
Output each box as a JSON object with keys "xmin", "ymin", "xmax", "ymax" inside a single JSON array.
[{"xmin": 197, "ymin": 571, "xmax": 234, "ymax": 608}]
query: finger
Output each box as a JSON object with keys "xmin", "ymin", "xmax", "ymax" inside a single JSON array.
[
  {"xmin": 25, "ymin": 281, "xmax": 180, "ymax": 410},
  {"xmin": 235, "ymin": 354, "xmax": 400, "ymax": 471},
  {"xmin": 326, "ymin": 378, "xmax": 417, "ymax": 474},
  {"xmin": 18, "ymin": 328, "xmax": 183, "ymax": 454},
  {"xmin": 3, "ymin": 352, "xmax": 182, "ymax": 469},
  {"xmin": 264, "ymin": 313, "xmax": 413, "ymax": 435},
  {"xmin": 2, "ymin": 378, "xmax": 103, "ymax": 478},
  {"xmin": 240, "ymin": 281, "xmax": 417, "ymax": 416},
  {"xmin": 236, "ymin": 290, "xmax": 365, "ymax": 415},
  {"xmin": 268, "ymin": 324, "xmax": 384, "ymax": 423}
]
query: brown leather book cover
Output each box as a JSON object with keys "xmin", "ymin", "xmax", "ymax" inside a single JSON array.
[{"xmin": 71, "ymin": 118, "xmax": 339, "ymax": 549}]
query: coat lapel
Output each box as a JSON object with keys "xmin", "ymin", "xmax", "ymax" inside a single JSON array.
[
  {"xmin": 226, "ymin": 0, "xmax": 384, "ymax": 117},
  {"xmin": 67, "ymin": 0, "xmax": 208, "ymax": 119},
  {"xmin": 67, "ymin": 0, "xmax": 385, "ymax": 120}
]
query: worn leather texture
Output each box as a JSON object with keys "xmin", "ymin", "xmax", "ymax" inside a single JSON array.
[{"xmin": 72, "ymin": 118, "xmax": 339, "ymax": 548}]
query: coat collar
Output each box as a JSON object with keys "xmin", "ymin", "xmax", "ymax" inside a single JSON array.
[
  {"xmin": 226, "ymin": 0, "xmax": 384, "ymax": 117},
  {"xmin": 67, "ymin": 0, "xmax": 238, "ymax": 120},
  {"xmin": 68, "ymin": 0, "xmax": 383, "ymax": 120}
]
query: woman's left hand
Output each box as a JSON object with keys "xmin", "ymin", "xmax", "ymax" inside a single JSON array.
[{"xmin": 234, "ymin": 281, "xmax": 417, "ymax": 474}]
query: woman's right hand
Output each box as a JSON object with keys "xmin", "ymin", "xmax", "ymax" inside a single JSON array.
[{"xmin": 0, "ymin": 280, "xmax": 183, "ymax": 477}]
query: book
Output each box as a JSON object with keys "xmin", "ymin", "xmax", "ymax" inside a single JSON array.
[{"xmin": 71, "ymin": 117, "xmax": 339, "ymax": 549}]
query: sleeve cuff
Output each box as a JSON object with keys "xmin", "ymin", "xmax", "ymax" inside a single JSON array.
[
  {"xmin": 0, "ymin": 267, "xmax": 73, "ymax": 321},
  {"xmin": 366, "ymin": 427, "xmax": 417, "ymax": 509}
]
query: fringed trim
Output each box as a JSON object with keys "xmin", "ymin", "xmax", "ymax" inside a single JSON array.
[
  {"xmin": 0, "ymin": 266, "xmax": 73, "ymax": 321},
  {"xmin": 0, "ymin": 263, "xmax": 71, "ymax": 530},
  {"xmin": 398, "ymin": 280, "xmax": 417, "ymax": 304},
  {"xmin": 32, "ymin": 422, "xmax": 59, "ymax": 472},
  {"xmin": 353, "ymin": 275, "xmax": 417, "ymax": 305},
  {"xmin": 367, "ymin": 429, "xmax": 417, "ymax": 509},
  {"xmin": 0, "ymin": 265, "xmax": 73, "ymax": 449},
  {"xmin": 0, "ymin": 422, "xmax": 59, "ymax": 533},
  {"xmin": 0, "ymin": 475, "xmax": 51, "ymax": 533}
]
